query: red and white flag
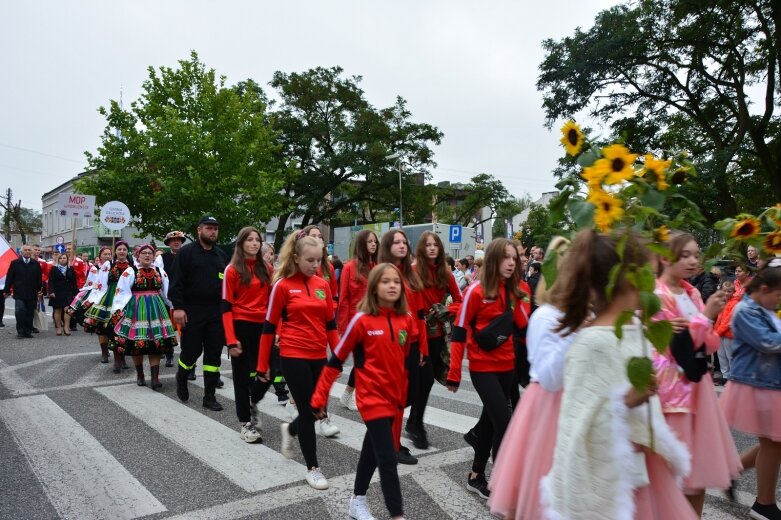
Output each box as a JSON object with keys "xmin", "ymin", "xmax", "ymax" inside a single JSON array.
[{"xmin": 0, "ymin": 235, "xmax": 18, "ymax": 290}]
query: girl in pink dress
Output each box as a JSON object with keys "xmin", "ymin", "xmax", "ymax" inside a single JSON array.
[
  {"xmin": 720, "ymin": 260, "xmax": 781, "ymax": 520},
  {"xmin": 653, "ymin": 232, "xmax": 742, "ymax": 516}
]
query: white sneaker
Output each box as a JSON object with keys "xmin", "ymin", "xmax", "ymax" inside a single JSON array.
[
  {"xmin": 286, "ymin": 401, "xmax": 299, "ymax": 421},
  {"xmin": 348, "ymin": 495, "xmax": 376, "ymax": 520},
  {"xmin": 249, "ymin": 402, "xmax": 262, "ymax": 429},
  {"xmin": 240, "ymin": 422, "xmax": 262, "ymax": 443},
  {"xmin": 340, "ymin": 389, "xmax": 358, "ymax": 411},
  {"xmin": 318, "ymin": 416, "xmax": 340, "ymax": 437},
  {"xmin": 280, "ymin": 423, "xmax": 295, "ymax": 459},
  {"xmin": 305, "ymin": 467, "xmax": 329, "ymax": 490}
]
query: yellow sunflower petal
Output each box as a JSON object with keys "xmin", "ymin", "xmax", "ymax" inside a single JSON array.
[
  {"xmin": 560, "ymin": 120, "xmax": 585, "ymax": 156},
  {"xmin": 764, "ymin": 231, "xmax": 781, "ymax": 255},
  {"xmin": 730, "ymin": 217, "xmax": 762, "ymax": 241},
  {"xmin": 641, "ymin": 153, "xmax": 672, "ymax": 191},
  {"xmin": 600, "ymin": 144, "xmax": 638, "ymax": 185}
]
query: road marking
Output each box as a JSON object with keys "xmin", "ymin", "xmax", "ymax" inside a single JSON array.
[
  {"xmin": 192, "ymin": 377, "xmax": 439, "ymax": 458},
  {"xmin": 162, "ymin": 447, "xmax": 475, "ymax": 520},
  {"xmin": 0, "ymin": 394, "xmax": 166, "ymax": 520},
  {"xmin": 96, "ymin": 384, "xmax": 306, "ymax": 492},
  {"xmin": 0, "ymin": 352, "xmax": 96, "ymax": 371},
  {"xmin": 0, "ymin": 359, "xmax": 35, "ymax": 394},
  {"xmin": 412, "ymin": 468, "xmax": 492, "ymax": 519}
]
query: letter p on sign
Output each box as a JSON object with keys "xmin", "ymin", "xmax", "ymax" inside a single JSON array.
[{"xmin": 449, "ymin": 225, "xmax": 462, "ymax": 243}]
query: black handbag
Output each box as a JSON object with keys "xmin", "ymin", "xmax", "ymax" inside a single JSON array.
[
  {"xmin": 472, "ymin": 284, "xmax": 515, "ymax": 351},
  {"xmin": 670, "ymin": 329, "xmax": 708, "ymax": 382}
]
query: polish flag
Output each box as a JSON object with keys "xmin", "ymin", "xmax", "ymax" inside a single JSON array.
[{"xmin": 0, "ymin": 235, "xmax": 18, "ymax": 290}]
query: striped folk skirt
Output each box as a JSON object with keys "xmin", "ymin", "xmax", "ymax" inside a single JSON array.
[{"xmin": 111, "ymin": 291, "xmax": 177, "ymax": 356}]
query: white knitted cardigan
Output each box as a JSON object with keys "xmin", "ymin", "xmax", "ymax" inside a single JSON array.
[{"xmin": 541, "ymin": 324, "xmax": 691, "ymax": 520}]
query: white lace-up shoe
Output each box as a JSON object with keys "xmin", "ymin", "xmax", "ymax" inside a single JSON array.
[
  {"xmin": 240, "ymin": 422, "xmax": 261, "ymax": 443},
  {"xmin": 280, "ymin": 423, "xmax": 295, "ymax": 459},
  {"xmin": 348, "ymin": 495, "xmax": 376, "ymax": 520},
  {"xmin": 340, "ymin": 389, "xmax": 358, "ymax": 411},
  {"xmin": 318, "ymin": 416, "xmax": 340, "ymax": 437},
  {"xmin": 286, "ymin": 401, "xmax": 299, "ymax": 421},
  {"xmin": 305, "ymin": 467, "xmax": 329, "ymax": 490}
]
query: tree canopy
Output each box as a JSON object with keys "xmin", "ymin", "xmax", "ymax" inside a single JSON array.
[
  {"xmin": 433, "ymin": 174, "xmax": 510, "ymax": 227},
  {"xmin": 538, "ymin": 0, "xmax": 781, "ymax": 222},
  {"xmin": 78, "ymin": 52, "xmax": 283, "ymax": 240},
  {"xmin": 1, "ymin": 189, "xmax": 41, "ymax": 244}
]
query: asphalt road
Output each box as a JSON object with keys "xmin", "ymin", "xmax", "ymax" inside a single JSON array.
[{"xmin": 0, "ymin": 300, "xmax": 771, "ymax": 519}]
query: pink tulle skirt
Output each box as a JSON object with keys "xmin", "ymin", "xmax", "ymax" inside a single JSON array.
[
  {"xmin": 634, "ymin": 451, "xmax": 698, "ymax": 519},
  {"xmin": 721, "ymin": 380, "xmax": 781, "ymax": 442},
  {"xmin": 665, "ymin": 373, "xmax": 742, "ymax": 492},
  {"xmin": 488, "ymin": 383, "xmax": 561, "ymax": 519}
]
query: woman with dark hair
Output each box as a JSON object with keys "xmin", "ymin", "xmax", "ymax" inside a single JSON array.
[
  {"xmin": 48, "ymin": 253, "xmax": 77, "ymax": 336},
  {"xmin": 378, "ymin": 229, "xmax": 428, "ymax": 465},
  {"xmin": 406, "ymin": 231, "xmax": 463, "ymax": 449},
  {"xmin": 84, "ymin": 241, "xmax": 132, "ymax": 373},
  {"xmin": 110, "ymin": 243, "xmax": 177, "ymax": 390},
  {"xmin": 337, "ymin": 229, "xmax": 379, "ymax": 411},
  {"xmin": 222, "ymin": 226, "xmax": 275, "ymax": 442},
  {"xmin": 446, "ymin": 238, "xmax": 530, "ymax": 500}
]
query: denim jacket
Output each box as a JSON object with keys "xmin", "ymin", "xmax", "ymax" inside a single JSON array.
[{"xmin": 730, "ymin": 295, "xmax": 781, "ymax": 390}]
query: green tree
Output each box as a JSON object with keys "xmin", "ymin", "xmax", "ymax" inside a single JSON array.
[
  {"xmin": 269, "ymin": 66, "xmax": 443, "ymax": 248},
  {"xmin": 492, "ymin": 195, "xmax": 533, "ymax": 239},
  {"xmin": 78, "ymin": 52, "xmax": 283, "ymax": 240},
  {"xmin": 522, "ymin": 203, "xmax": 570, "ymax": 252},
  {"xmin": 0, "ymin": 188, "xmax": 41, "ymax": 244},
  {"xmin": 433, "ymin": 174, "xmax": 510, "ymax": 227},
  {"xmin": 538, "ymin": 0, "xmax": 780, "ymax": 222}
]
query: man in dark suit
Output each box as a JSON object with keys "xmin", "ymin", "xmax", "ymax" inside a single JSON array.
[{"xmin": 3, "ymin": 244, "xmax": 43, "ymax": 338}]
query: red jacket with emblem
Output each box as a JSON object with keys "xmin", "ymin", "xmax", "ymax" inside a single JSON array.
[
  {"xmin": 414, "ymin": 262, "xmax": 463, "ymax": 338},
  {"xmin": 337, "ymin": 259, "xmax": 375, "ymax": 334},
  {"xmin": 221, "ymin": 259, "xmax": 273, "ymax": 346},
  {"xmin": 311, "ymin": 308, "xmax": 419, "ymax": 422},
  {"xmin": 316, "ymin": 262, "xmax": 338, "ymax": 312},
  {"xmin": 257, "ymin": 271, "xmax": 338, "ymax": 373},
  {"xmin": 446, "ymin": 280, "xmax": 530, "ymax": 387}
]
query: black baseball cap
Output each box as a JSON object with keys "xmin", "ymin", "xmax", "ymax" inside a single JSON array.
[{"xmin": 197, "ymin": 215, "xmax": 220, "ymax": 226}]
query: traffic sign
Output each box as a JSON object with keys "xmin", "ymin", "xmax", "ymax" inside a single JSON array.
[
  {"xmin": 449, "ymin": 225, "xmax": 462, "ymax": 243},
  {"xmin": 55, "ymin": 236, "xmax": 64, "ymax": 245},
  {"xmin": 54, "ymin": 244, "xmax": 65, "ymax": 254}
]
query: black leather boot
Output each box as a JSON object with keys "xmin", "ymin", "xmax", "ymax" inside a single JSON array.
[
  {"xmin": 100, "ymin": 343, "xmax": 109, "ymax": 363},
  {"xmin": 113, "ymin": 351, "xmax": 121, "ymax": 374},
  {"xmin": 202, "ymin": 372, "xmax": 223, "ymax": 411},
  {"xmin": 165, "ymin": 350, "xmax": 174, "ymax": 368},
  {"xmin": 176, "ymin": 367, "xmax": 190, "ymax": 402},
  {"xmin": 135, "ymin": 364, "xmax": 146, "ymax": 386},
  {"xmin": 150, "ymin": 365, "xmax": 162, "ymax": 391}
]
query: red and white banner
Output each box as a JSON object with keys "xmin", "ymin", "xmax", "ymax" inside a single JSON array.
[{"xmin": 0, "ymin": 235, "xmax": 18, "ymax": 290}]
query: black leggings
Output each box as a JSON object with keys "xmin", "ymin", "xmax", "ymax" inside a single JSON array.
[
  {"xmin": 348, "ymin": 367, "xmax": 356, "ymax": 387},
  {"xmin": 409, "ymin": 336, "xmax": 446, "ymax": 428},
  {"xmin": 229, "ymin": 321, "xmax": 275, "ymax": 423},
  {"xmin": 281, "ymin": 356, "xmax": 326, "ymax": 469},
  {"xmin": 470, "ymin": 370, "xmax": 514, "ymax": 474},
  {"xmin": 355, "ymin": 417, "xmax": 403, "ymax": 517}
]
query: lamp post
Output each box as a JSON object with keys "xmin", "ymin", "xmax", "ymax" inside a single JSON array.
[{"xmin": 386, "ymin": 152, "xmax": 403, "ymax": 228}]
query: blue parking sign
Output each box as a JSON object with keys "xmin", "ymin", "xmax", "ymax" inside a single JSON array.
[{"xmin": 449, "ymin": 225, "xmax": 462, "ymax": 243}]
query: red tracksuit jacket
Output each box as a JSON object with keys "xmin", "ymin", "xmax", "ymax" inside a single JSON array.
[
  {"xmin": 311, "ymin": 308, "xmax": 419, "ymax": 422},
  {"xmin": 316, "ymin": 262, "xmax": 338, "ymax": 311},
  {"xmin": 336, "ymin": 259, "xmax": 375, "ymax": 335},
  {"xmin": 446, "ymin": 280, "xmax": 530, "ymax": 387},
  {"xmin": 414, "ymin": 263, "xmax": 464, "ymax": 339},
  {"xmin": 221, "ymin": 259, "xmax": 273, "ymax": 346},
  {"xmin": 256, "ymin": 271, "xmax": 339, "ymax": 373}
]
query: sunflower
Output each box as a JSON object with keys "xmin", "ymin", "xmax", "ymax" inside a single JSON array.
[
  {"xmin": 588, "ymin": 189, "xmax": 624, "ymax": 232},
  {"xmin": 765, "ymin": 231, "xmax": 781, "ymax": 255},
  {"xmin": 581, "ymin": 163, "xmax": 606, "ymax": 190},
  {"xmin": 595, "ymin": 144, "xmax": 638, "ymax": 184},
  {"xmin": 560, "ymin": 120, "xmax": 585, "ymax": 156},
  {"xmin": 670, "ymin": 168, "xmax": 688, "ymax": 185},
  {"xmin": 654, "ymin": 225, "xmax": 670, "ymax": 243},
  {"xmin": 730, "ymin": 216, "xmax": 762, "ymax": 240},
  {"xmin": 641, "ymin": 154, "xmax": 671, "ymax": 191}
]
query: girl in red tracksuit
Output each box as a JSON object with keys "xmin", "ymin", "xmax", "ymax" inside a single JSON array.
[
  {"xmin": 337, "ymin": 229, "xmax": 379, "ymax": 410},
  {"xmin": 222, "ymin": 226, "xmax": 274, "ymax": 444},
  {"xmin": 256, "ymin": 231, "xmax": 339, "ymax": 490},
  {"xmin": 302, "ymin": 225, "xmax": 338, "ymax": 308},
  {"xmin": 312, "ymin": 263, "xmax": 418, "ymax": 520},
  {"xmin": 446, "ymin": 238, "xmax": 530, "ymax": 500},
  {"xmin": 407, "ymin": 231, "xmax": 463, "ymax": 449},
  {"xmin": 378, "ymin": 229, "xmax": 428, "ymax": 465}
]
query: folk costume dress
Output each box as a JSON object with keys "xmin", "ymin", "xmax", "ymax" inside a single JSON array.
[
  {"xmin": 110, "ymin": 265, "xmax": 177, "ymax": 356},
  {"xmin": 83, "ymin": 259, "xmax": 130, "ymax": 335},
  {"xmin": 652, "ymin": 279, "xmax": 742, "ymax": 492},
  {"xmin": 67, "ymin": 262, "xmax": 101, "ymax": 314}
]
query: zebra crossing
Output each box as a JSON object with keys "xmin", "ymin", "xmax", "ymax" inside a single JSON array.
[{"xmin": 0, "ymin": 324, "xmax": 749, "ymax": 519}]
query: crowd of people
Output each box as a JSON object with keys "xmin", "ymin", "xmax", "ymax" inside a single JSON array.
[{"xmin": 3, "ymin": 217, "xmax": 781, "ymax": 520}]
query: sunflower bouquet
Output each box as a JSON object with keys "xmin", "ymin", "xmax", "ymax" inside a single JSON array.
[{"xmin": 713, "ymin": 205, "xmax": 781, "ymax": 260}]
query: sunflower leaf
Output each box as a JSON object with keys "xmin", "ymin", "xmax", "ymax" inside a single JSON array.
[
  {"xmin": 640, "ymin": 189, "xmax": 665, "ymax": 210},
  {"xmin": 548, "ymin": 189, "xmax": 572, "ymax": 224},
  {"xmin": 646, "ymin": 320, "xmax": 672, "ymax": 354},
  {"xmin": 627, "ymin": 356, "xmax": 653, "ymax": 393},
  {"xmin": 606, "ymin": 263, "xmax": 623, "ymax": 301},
  {"xmin": 614, "ymin": 310, "xmax": 635, "ymax": 339},
  {"xmin": 568, "ymin": 199, "xmax": 595, "ymax": 229},
  {"xmin": 646, "ymin": 242, "xmax": 675, "ymax": 261},
  {"xmin": 635, "ymin": 265, "xmax": 656, "ymax": 292},
  {"xmin": 577, "ymin": 147, "xmax": 600, "ymax": 167},
  {"xmin": 542, "ymin": 250, "xmax": 558, "ymax": 287},
  {"xmin": 639, "ymin": 291, "xmax": 661, "ymax": 321}
]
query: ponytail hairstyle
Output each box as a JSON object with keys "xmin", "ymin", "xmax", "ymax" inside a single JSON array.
[
  {"xmin": 352, "ymin": 229, "xmax": 379, "ymax": 279},
  {"xmin": 415, "ymin": 231, "xmax": 450, "ymax": 290},
  {"xmin": 357, "ymin": 263, "xmax": 408, "ymax": 315},
  {"xmin": 274, "ymin": 231, "xmax": 322, "ymax": 283},
  {"xmin": 378, "ymin": 230, "xmax": 422, "ymax": 291},
  {"xmin": 231, "ymin": 226, "xmax": 270, "ymax": 286},
  {"xmin": 302, "ymin": 225, "xmax": 332, "ymax": 281},
  {"xmin": 554, "ymin": 229, "xmax": 650, "ymax": 333},
  {"xmin": 481, "ymin": 238, "xmax": 523, "ymax": 300},
  {"xmin": 656, "ymin": 231, "xmax": 696, "ymax": 276},
  {"xmin": 745, "ymin": 258, "xmax": 781, "ymax": 294}
]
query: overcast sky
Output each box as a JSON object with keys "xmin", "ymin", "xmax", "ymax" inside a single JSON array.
[{"xmin": 1, "ymin": 0, "xmax": 618, "ymax": 213}]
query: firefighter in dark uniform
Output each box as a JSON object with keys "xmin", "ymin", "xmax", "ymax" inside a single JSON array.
[{"xmin": 169, "ymin": 215, "xmax": 229, "ymax": 411}]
